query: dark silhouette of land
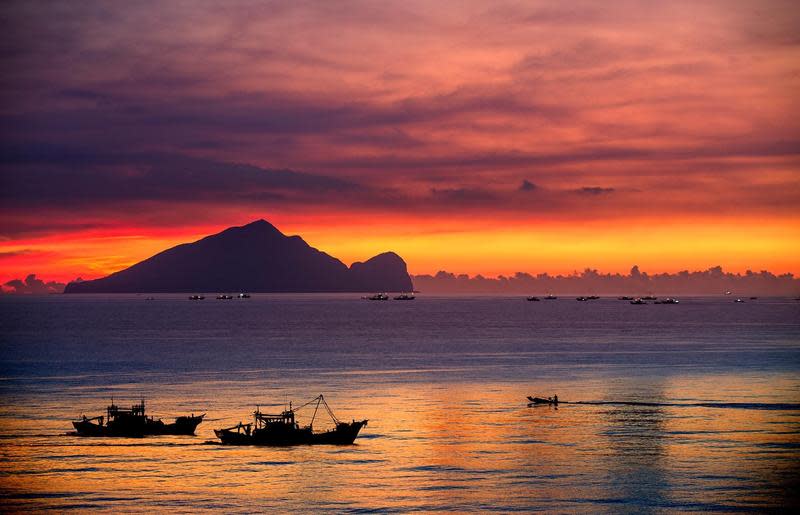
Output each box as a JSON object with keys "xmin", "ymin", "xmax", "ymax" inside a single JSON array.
[
  {"xmin": 63, "ymin": 220, "xmax": 413, "ymax": 293},
  {"xmin": 413, "ymin": 266, "xmax": 800, "ymax": 296}
]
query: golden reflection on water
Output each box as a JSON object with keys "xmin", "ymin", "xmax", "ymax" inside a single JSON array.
[{"xmin": 1, "ymin": 372, "xmax": 799, "ymax": 511}]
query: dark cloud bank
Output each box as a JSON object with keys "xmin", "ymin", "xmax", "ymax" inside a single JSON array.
[
  {"xmin": 413, "ymin": 266, "xmax": 800, "ymax": 296},
  {"xmin": 2, "ymin": 274, "xmax": 68, "ymax": 294},
  {"xmin": 4, "ymin": 266, "xmax": 799, "ymax": 295}
]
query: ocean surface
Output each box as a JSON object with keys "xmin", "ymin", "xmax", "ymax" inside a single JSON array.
[{"xmin": 1, "ymin": 294, "xmax": 799, "ymax": 512}]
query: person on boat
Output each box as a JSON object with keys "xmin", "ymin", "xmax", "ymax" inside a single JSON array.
[{"xmin": 553, "ymin": 394, "xmax": 558, "ymax": 405}]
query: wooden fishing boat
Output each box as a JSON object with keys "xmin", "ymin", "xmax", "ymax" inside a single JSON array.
[
  {"xmin": 527, "ymin": 396, "xmax": 559, "ymax": 406},
  {"xmin": 72, "ymin": 399, "xmax": 204, "ymax": 437},
  {"xmin": 215, "ymin": 395, "xmax": 367, "ymax": 446}
]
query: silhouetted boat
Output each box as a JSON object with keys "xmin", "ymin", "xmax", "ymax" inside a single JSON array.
[
  {"xmin": 527, "ymin": 396, "xmax": 559, "ymax": 406},
  {"xmin": 630, "ymin": 298, "xmax": 647, "ymax": 305},
  {"xmin": 394, "ymin": 293, "xmax": 415, "ymax": 300},
  {"xmin": 217, "ymin": 294, "xmax": 233, "ymax": 300},
  {"xmin": 618, "ymin": 296, "xmax": 633, "ymax": 300},
  {"xmin": 735, "ymin": 298, "xmax": 745, "ymax": 303},
  {"xmin": 654, "ymin": 298, "xmax": 679, "ymax": 304},
  {"xmin": 72, "ymin": 399, "xmax": 204, "ymax": 437},
  {"xmin": 366, "ymin": 293, "xmax": 389, "ymax": 300},
  {"xmin": 642, "ymin": 295, "xmax": 657, "ymax": 300},
  {"xmin": 526, "ymin": 296, "xmax": 540, "ymax": 301},
  {"xmin": 214, "ymin": 395, "xmax": 367, "ymax": 446},
  {"xmin": 576, "ymin": 296, "xmax": 588, "ymax": 301},
  {"xmin": 188, "ymin": 295, "xmax": 205, "ymax": 300},
  {"xmin": 749, "ymin": 297, "xmax": 758, "ymax": 300},
  {"xmin": 238, "ymin": 293, "xmax": 251, "ymax": 298},
  {"xmin": 544, "ymin": 294, "xmax": 557, "ymax": 300}
]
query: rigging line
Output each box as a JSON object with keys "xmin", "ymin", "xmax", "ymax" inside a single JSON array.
[
  {"xmin": 321, "ymin": 395, "xmax": 339, "ymax": 425},
  {"xmin": 310, "ymin": 396, "xmax": 321, "ymax": 427},
  {"xmin": 292, "ymin": 395, "xmax": 324, "ymax": 413}
]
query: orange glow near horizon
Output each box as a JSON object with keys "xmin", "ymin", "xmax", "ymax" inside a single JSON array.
[{"xmin": 2, "ymin": 215, "xmax": 798, "ymax": 285}]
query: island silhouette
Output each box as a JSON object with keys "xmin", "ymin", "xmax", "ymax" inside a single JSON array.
[{"xmin": 63, "ymin": 220, "xmax": 413, "ymax": 293}]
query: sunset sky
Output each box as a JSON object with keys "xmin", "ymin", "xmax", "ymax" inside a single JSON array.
[{"xmin": 1, "ymin": 0, "xmax": 799, "ymax": 283}]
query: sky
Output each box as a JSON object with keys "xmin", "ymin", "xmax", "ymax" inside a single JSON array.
[{"xmin": 1, "ymin": 0, "xmax": 799, "ymax": 283}]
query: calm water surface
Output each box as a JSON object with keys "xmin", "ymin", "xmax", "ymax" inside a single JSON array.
[{"xmin": 1, "ymin": 295, "xmax": 799, "ymax": 512}]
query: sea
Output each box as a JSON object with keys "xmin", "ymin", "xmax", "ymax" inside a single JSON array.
[{"xmin": 1, "ymin": 294, "xmax": 799, "ymax": 512}]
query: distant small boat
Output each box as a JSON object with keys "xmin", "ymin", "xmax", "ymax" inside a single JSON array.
[
  {"xmin": 618, "ymin": 296, "xmax": 633, "ymax": 301},
  {"xmin": 654, "ymin": 298, "xmax": 679, "ymax": 304},
  {"xmin": 588, "ymin": 295, "xmax": 600, "ymax": 300},
  {"xmin": 527, "ymin": 396, "xmax": 559, "ymax": 406},
  {"xmin": 238, "ymin": 293, "xmax": 251, "ymax": 299},
  {"xmin": 544, "ymin": 294, "xmax": 557, "ymax": 300},
  {"xmin": 526, "ymin": 296, "xmax": 540, "ymax": 302},
  {"xmin": 188, "ymin": 295, "xmax": 205, "ymax": 300},
  {"xmin": 735, "ymin": 298, "xmax": 745, "ymax": 303},
  {"xmin": 576, "ymin": 296, "xmax": 588, "ymax": 301},
  {"xmin": 725, "ymin": 291, "xmax": 732, "ymax": 295},
  {"xmin": 366, "ymin": 293, "xmax": 389, "ymax": 301},
  {"xmin": 642, "ymin": 295, "xmax": 657, "ymax": 300},
  {"xmin": 630, "ymin": 298, "xmax": 647, "ymax": 305},
  {"xmin": 749, "ymin": 297, "xmax": 757, "ymax": 300},
  {"xmin": 394, "ymin": 293, "xmax": 415, "ymax": 300},
  {"xmin": 217, "ymin": 294, "xmax": 233, "ymax": 300}
]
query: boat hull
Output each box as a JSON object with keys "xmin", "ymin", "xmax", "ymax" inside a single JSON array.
[
  {"xmin": 146, "ymin": 415, "xmax": 205, "ymax": 435},
  {"xmin": 72, "ymin": 414, "xmax": 204, "ymax": 437},
  {"xmin": 215, "ymin": 420, "xmax": 368, "ymax": 446},
  {"xmin": 527, "ymin": 396, "xmax": 558, "ymax": 405}
]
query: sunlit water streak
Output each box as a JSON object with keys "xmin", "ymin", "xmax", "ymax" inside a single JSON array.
[{"xmin": 1, "ymin": 295, "xmax": 799, "ymax": 511}]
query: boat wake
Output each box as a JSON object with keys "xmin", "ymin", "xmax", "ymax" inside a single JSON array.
[{"xmin": 565, "ymin": 401, "xmax": 800, "ymax": 411}]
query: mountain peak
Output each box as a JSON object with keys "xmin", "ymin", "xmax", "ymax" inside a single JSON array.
[{"xmin": 239, "ymin": 218, "xmax": 283, "ymax": 234}]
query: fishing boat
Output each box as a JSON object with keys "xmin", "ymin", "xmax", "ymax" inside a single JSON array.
[
  {"xmin": 526, "ymin": 296, "xmax": 540, "ymax": 301},
  {"xmin": 366, "ymin": 293, "xmax": 389, "ymax": 300},
  {"xmin": 188, "ymin": 295, "xmax": 205, "ymax": 300},
  {"xmin": 72, "ymin": 399, "xmax": 204, "ymax": 437},
  {"xmin": 238, "ymin": 293, "xmax": 251, "ymax": 299},
  {"xmin": 618, "ymin": 296, "xmax": 633, "ymax": 301},
  {"xmin": 630, "ymin": 298, "xmax": 647, "ymax": 304},
  {"xmin": 214, "ymin": 395, "xmax": 367, "ymax": 446},
  {"xmin": 217, "ymin": 294, "xmax": 233, "ymax": 300},
  {"xmin": 654, "ymin": 298, "xmax": 679, "ymax": 304},
  {"xmin": 394, "ymin": 293, "xmax": 415, "ymax": 300},
  {"xmin": 527, "ymin": 396, "xmax": 559, "ymax": 406},
  {"xmin": 544, "ymin": 294, "xmax": 557, "ymax": 300}
]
